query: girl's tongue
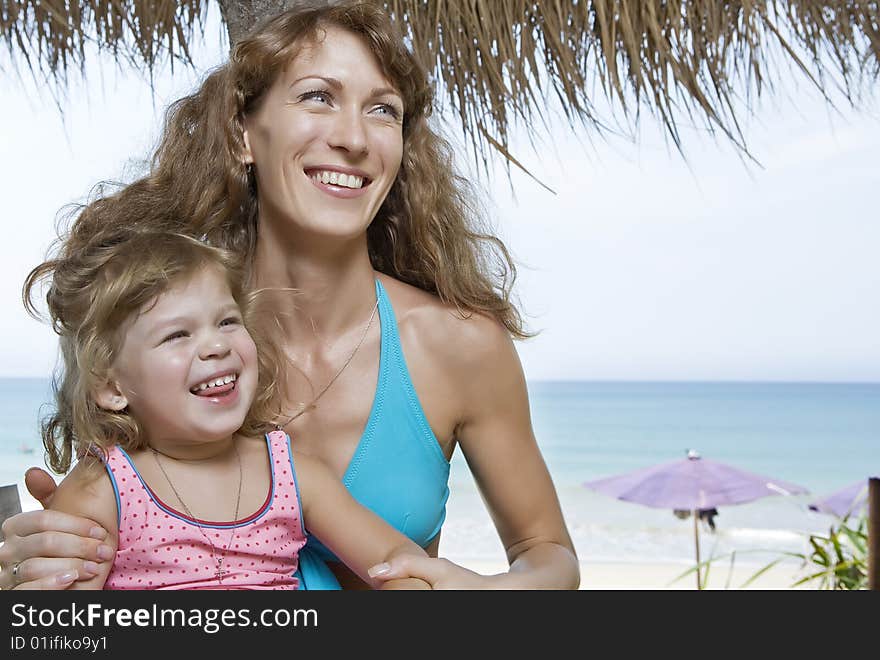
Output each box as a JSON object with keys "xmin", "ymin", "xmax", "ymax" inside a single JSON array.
[{"xmin": 194, "ymin": 381, "xmax": 235, "ymax": 397}]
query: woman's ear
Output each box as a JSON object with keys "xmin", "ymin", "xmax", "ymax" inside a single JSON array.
[
  {"xmin": 94, "ymin": 381, "xmax": 128, "ymax": 412},
  {"xmin": 241, "ymin": 123, "xmax": 254, "ymax": 165}
]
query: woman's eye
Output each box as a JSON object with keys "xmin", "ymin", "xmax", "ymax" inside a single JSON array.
[
  {"xmin": 220, "ymin": 317, "xmax": 241, "ymax": 327},
  {"xmin": 299, "ymin": 89, "xmax": 332, "ymax": 104},
  {"xmin": 162, "ymin": 330, "xmax": 188, "ymax": 343},
  {"xmin": 373, "ymin": 104, "xmax": 401, "ymax": 120}
]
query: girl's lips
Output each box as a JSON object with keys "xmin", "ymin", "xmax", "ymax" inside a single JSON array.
[{"xmin": 192, "ymin": 380, "xmax": 237, "ymax": 401}]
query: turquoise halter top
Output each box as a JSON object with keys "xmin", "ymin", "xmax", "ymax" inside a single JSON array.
[{"xmin": 294, "ymin": 279, "xmax": 451, "ymax": 589}]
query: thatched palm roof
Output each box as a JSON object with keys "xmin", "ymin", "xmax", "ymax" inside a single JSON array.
[{"xmin": 2, "ymin": 1, "xmax": 878, "ymax": 168}]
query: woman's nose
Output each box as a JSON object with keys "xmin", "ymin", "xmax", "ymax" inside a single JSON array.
[{"xmin": 328, "ymin": 107, "xmax": 369, "ymax": 155}]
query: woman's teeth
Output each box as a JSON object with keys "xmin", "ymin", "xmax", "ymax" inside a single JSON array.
[
  {"xmin": 309, "ymin": 170, "xmax": 365, "ymax": 189},
  {"xmin": 191, "ymin": 373, "xmax": 237, "ymax": 393}
]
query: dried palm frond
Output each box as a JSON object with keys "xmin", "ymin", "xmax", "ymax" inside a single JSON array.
[
  {"xmin": 2, "ymin": 0, "xmax": 878, "ymax": 169},
  {"xmin": 387, "ymin": 0, "xmax": 880, "ymax": 169},
  {"xmin": 0, "ymin": 1, "xmax": 208, "ymax": 82}
]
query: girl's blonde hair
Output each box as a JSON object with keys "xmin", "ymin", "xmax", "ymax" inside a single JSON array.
[
  {"xmin": 63, "ymin": 0, "xmax": 529, "ymax": 338},
  {"xmin": 24, "ymin": 227, "xmax": 288, "ymax": 474}
]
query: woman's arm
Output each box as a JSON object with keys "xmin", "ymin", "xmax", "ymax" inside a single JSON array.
[
  {"xmin": 292, "ymin": 451, "xmax": 431, "ymax": 590},
  {"xmin": 0, "ymin": 469, "xmax": 111, "ymax": 590},
  {"xmin": 374, "ymin": 312, "xmax": 580, "ymax": 589},
  {"xmin": 453, "ymin": 318, "xmax": 579, "ymax": 588},
  {"xmin": 43, "ymin": 459, "xmax": 118, "ymax": 590}
]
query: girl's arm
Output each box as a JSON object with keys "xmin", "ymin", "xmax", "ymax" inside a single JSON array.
[
  {"xmin": 291, "ymin": 451, "xmax": 431, "ymax": 590},
  {"xmin": 45, "ymin": 459, "xmax": 119, "ymax": 590}
]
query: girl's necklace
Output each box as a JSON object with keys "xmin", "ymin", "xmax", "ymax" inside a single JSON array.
[
  {"xmin": 151, "ymin": 443, "xmax": 243, "ymax": 583},
  {"xmin": 276, "ymin": 296, "xmax": 379, "ymax": 430}
]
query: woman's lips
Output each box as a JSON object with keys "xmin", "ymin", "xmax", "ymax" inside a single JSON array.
[
  {"xmin": 308, "ymin": 176, "xmax": 371, "ymax": 199},
  {"xmin": 304, "ymin": 168, "xmax": 372, "ymax": 199}
]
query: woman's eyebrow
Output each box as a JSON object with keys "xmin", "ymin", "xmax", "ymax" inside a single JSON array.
[
  {"xmin": 288, "ymin": 76, "xmax": 401, "ymax": 101},
  {"xmin": 290, "ymin": 75, "xmax": 342, "ymax": 89},
  {"xmin": 371, "ymin": 86, "xmax": 402, "ymax": 99}
]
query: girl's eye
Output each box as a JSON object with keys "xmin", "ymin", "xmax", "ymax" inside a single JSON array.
[
  {"xmin": 162, "ymin": 330, "xmax": 188, "ymax": 343},
  {"xmin": 299, "ymin": 89, "xmax": 332, "ymax": 104}
]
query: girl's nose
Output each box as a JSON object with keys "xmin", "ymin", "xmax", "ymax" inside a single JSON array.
[{"xmin": 199, "ymin": 333, "xmax": 231, "ymax": 360}]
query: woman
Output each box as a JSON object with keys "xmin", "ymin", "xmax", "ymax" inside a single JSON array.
[{"xmin": 0, "ymin": 1, "xmax": 578, "ymax": 590}]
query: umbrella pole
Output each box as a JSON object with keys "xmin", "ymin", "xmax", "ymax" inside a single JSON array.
[{"xmin": 693, "ymin": 509, "xmax": 702, "ymax": 590}]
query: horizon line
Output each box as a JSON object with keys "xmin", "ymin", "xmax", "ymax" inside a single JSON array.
[{"xmin": 2, "ymin": 375, "xmax": 878, "ymax": 386}]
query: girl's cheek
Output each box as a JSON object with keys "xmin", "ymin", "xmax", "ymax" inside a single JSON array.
[{"xmin": 242, "ymin": 335, "xmax": 259, "ymax": 366}]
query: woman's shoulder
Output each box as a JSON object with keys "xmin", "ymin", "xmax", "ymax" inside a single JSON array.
[{"xmin": 379, "ymin": 273, "xmax": 514, "ymax": 369}]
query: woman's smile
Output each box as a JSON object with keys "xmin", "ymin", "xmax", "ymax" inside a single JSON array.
[
  {"xmin": 243, "ymin": 27, "xmax": 404, "ymax": 241},
  {"xmin": 304, "ymin": 165, "xmax": 372, "ymax": 198}
]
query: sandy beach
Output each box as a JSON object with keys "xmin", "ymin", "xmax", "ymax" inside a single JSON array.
[
  {"xmin": 5, "ymin": 481, "xmax": 819, "ymax": 591},
  {"xmin": 453, "ymin": 558, "xmax": 813, "ymax": 590}
]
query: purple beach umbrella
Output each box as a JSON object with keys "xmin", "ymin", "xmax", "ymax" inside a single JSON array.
[
  {"xmin": 583, "ymin": 450, "xmax": 809, "ymax": 589},
  {"xmin": 808, "ymin": 478, "xmax": 876, "ymax": 519}
]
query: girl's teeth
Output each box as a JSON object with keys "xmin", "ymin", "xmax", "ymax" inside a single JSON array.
[{"xmin": 192, "ymin": 374, "xmax": 236, "ymax": 392}]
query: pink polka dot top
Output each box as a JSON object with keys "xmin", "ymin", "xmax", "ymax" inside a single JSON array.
[{"xmin": 103, "ymin": 430, "xmax": 306, "ymax": 590}]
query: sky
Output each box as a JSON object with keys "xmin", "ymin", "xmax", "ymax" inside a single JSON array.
[{"xmin": 1, "ymin": 10, "xmax": 878, "ymax": 383}]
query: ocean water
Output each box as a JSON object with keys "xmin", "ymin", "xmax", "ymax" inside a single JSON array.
[
  {"xmin": 3, "ymin": 379, "xmax": 878, "ymax": 568},
  {"xmin": 444, "ymin": 380, "xmax": 880, "ymax": 566}
]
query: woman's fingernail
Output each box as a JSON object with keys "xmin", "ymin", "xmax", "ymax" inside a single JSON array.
[
  {"xmin": 368, "ymin": 563, "xmax": 391, "ymax": 578},
  {"xmin": 82, "ymin": 561, "xmax": 100, "ymax": 576},
  {"xmin": 96, "ymin": 545, "xmax": 113, "ymax": 560},
  {"xmin": 89, "ymin": 526, "xmax": 107, "ymax": 540},
  {"xmin": 56, "ymin": 571, "xmax": 77, "ymax": 585}
]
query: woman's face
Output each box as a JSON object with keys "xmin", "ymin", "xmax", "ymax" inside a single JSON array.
[{"xmin": 242, "ymin": 27, "xmax": 405, "ymax": 242}]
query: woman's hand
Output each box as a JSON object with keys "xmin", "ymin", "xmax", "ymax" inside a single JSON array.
[
  {"xmin": 375, "ymin": 577, "xmax": 433, "ymax": 590},
  {"xmin": 368, "ymin": 556, "xmax": 500, "ymax": 590},
  {"xmin": 0, "ymin": 469, "xmax": 110, "ymax": 590}
]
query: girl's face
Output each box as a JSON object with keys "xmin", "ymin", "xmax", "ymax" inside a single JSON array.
[
  {"xmin": 103, "ymin": 266, "xmax": 259, "ymax": 450},
  {"xmin": 242, "ymin": 26, "xmax": 404, "ymax": 243}
]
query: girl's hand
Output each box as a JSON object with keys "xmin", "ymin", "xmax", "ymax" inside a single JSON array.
[
  {"xmin": 0, "ymin": 469, "xmax": 110, "ymax": 590},
  {"xmin": 368, "ymin": 556, "xmax": 499, "ymax": 590}
]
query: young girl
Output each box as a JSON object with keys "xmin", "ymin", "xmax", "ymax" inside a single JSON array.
[{"xmin": 25, "ymin": 228, "xmax": 430, "ymax": 590}]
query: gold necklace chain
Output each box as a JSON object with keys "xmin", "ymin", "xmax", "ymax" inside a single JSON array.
[
  {"xmin": 276, "ymin": 296, "xmax": 379, "ymax": 430},
  {"xmin": 151, "ymin": 442, "xmax": 243, "ymax": 583}
]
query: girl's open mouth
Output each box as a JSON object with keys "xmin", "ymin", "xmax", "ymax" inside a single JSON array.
[{"xmin": 190, "ymin": 373, "xmax": 237, "ymax": 397}]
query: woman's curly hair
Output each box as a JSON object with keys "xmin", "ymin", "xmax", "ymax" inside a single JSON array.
[{"xmin": 62, "ymin": 0, "xmax": 528, "ymax": 338}]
